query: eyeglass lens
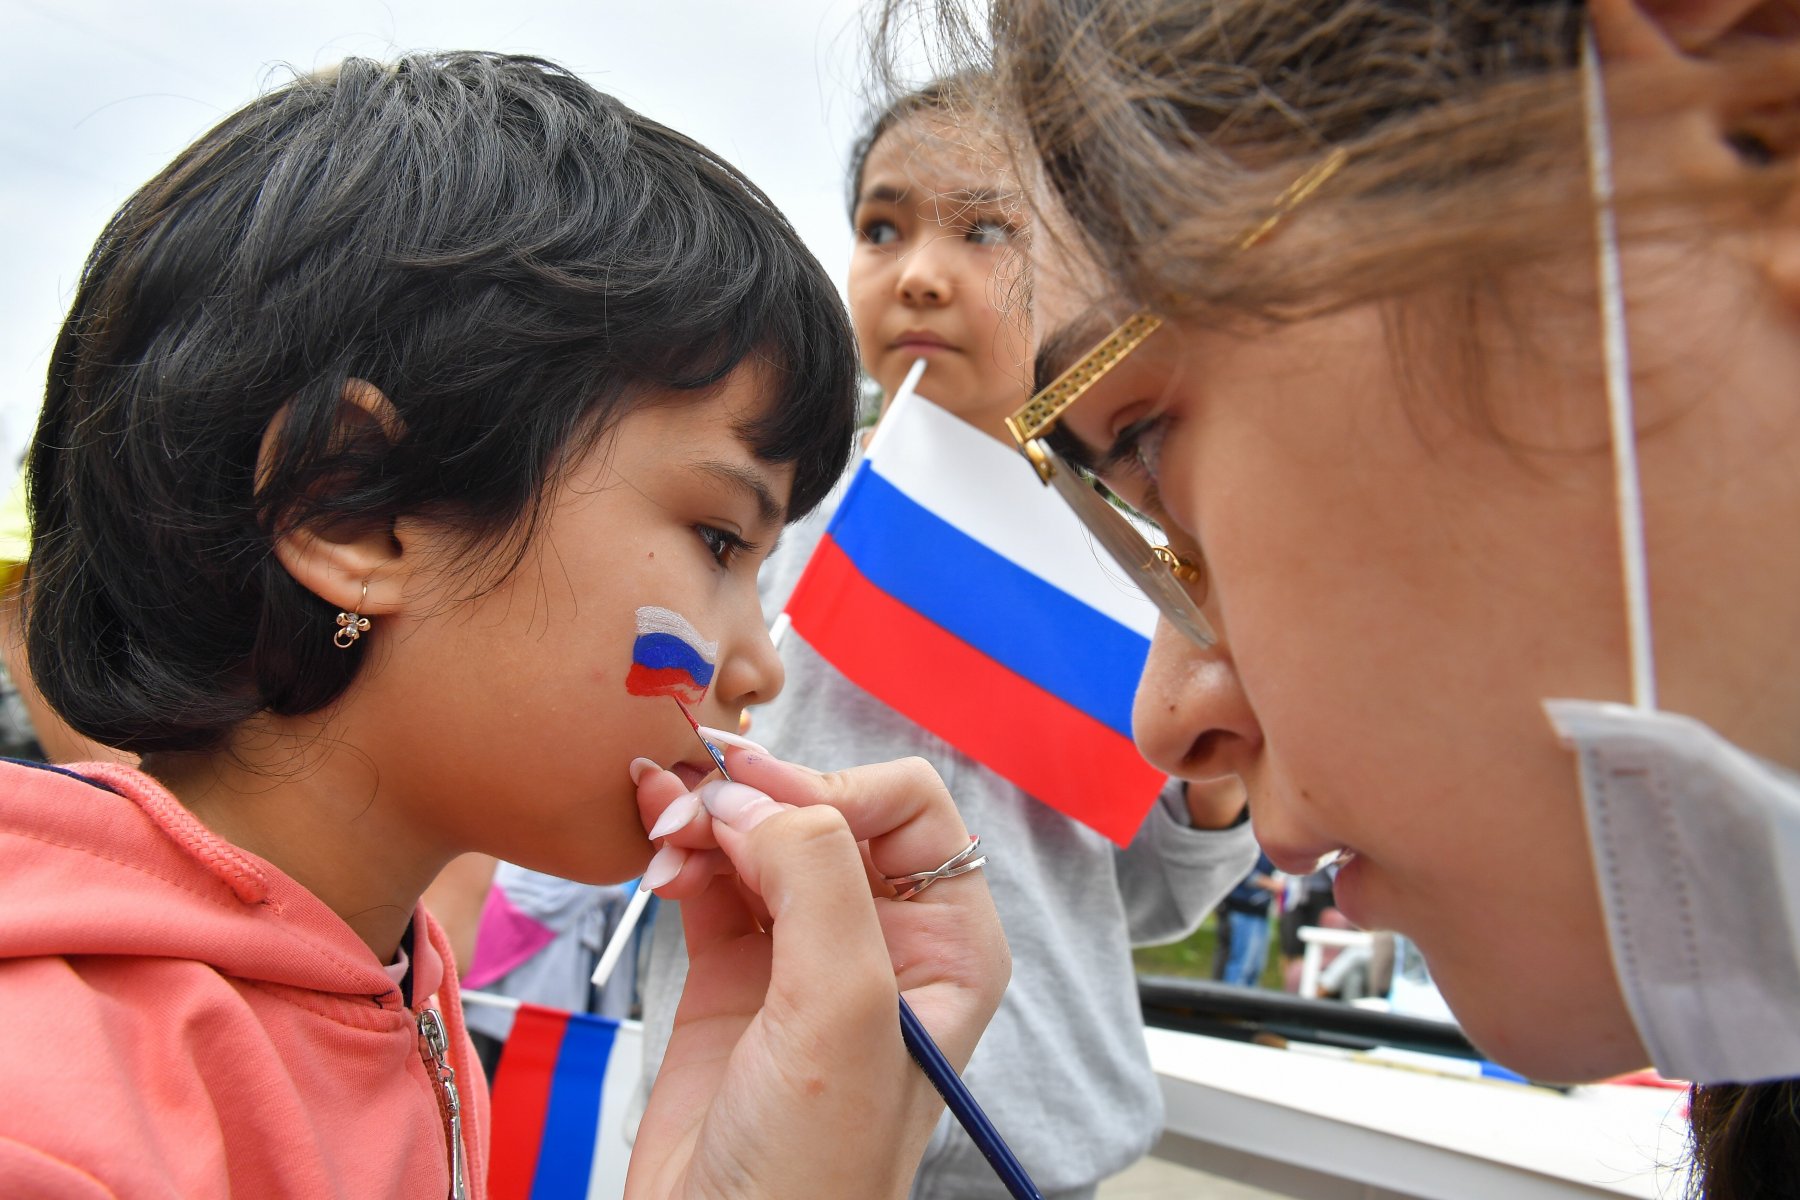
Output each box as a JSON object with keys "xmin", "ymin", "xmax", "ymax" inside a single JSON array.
[{"xmin": 1041, "ymin": 443, "xmax": 1217, "ymax": 648}]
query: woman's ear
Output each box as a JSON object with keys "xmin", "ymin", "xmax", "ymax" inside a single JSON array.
[
  {"xmin": 1592, "ymin": 0, "xmax": 1800, "ymax": 311},
  {"xmin": 263, "ymin": 379, "xmax": 406, "ymax": 617},
  {"xmin": 1611, "ymin": 0, "xmax": 1800, "ymax": 53}
]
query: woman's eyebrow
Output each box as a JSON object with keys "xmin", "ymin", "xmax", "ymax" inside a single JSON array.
[
  {"xmin": 1029, "ymin": 314, "xmax": 1116, "ymax": 469},
  {"xmin": 1032, "ymin": 314, "xmax": 1114, "ymax": 396},
  {"xmin": 691, "ymin": 459, "xmax": 784, "ymax": 526}
]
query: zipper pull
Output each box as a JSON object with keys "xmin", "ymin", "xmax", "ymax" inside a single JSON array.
[{"xmin": 417, "ymin": 1007, "xmax": 473, "ymax": 1200}]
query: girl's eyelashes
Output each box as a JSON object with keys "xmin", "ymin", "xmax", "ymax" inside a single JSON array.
[
  {"xmin": 694, "ymin": 523, "xmax": 755, "ymax": 568},
  {"xmin": 964, "ymin": 218, "xmax": 1013, "ymax": 246},
  {"xmin": 857, "ymin": 217, "xmax": 900, "ymax": 247}
]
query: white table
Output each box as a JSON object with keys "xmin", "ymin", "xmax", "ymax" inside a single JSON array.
[{"xmin": 1145, "ymin": 1027, "xmax": 1690, "ymax": 1199}]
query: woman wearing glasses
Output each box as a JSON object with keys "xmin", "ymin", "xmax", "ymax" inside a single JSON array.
[{"xmin": 899, "ymin": 0, "xmax": 1800, "ymax": 1193}]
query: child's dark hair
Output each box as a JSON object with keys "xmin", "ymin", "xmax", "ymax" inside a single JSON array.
[
  {"xmin": 844, "ymin": 70, "xmax": 987, "ymax": 221},
  {"xmin": 27, "ymin": 51, "xmax": 857, "ymax": 755}
]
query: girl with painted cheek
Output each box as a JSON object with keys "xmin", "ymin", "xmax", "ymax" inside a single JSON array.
[
  {"xmin": 640, "ymin": 74, "xmax": 1257, "ymax": 1200},
  {"xmin": 0, "ymin": 52, "xmax": 1005, "ymax": 1199},
  {"xmin": 961, "ymin": 0, "xmax": 1800, "ymax": 1191}
]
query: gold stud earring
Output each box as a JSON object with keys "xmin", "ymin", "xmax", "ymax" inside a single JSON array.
[
  {"xmin": 333, "ymin": 582, "xmax": 372, "ymax": 649},
  {"xmin": 1153, "ymin": 545, "xmax": 1204, "ymax": 584}
]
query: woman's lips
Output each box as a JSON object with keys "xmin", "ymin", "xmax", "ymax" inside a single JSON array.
[{"xmin": 1263, "ymin": 841, "xmax": 1354, "ymax": 876}]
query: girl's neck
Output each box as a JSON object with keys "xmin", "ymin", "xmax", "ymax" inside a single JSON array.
[{"xmin": 145, "ymin": 732, "xmax": 444, "ymax": 965}]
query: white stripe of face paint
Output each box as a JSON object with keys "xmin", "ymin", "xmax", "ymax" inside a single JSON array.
[{"xmin": 634, "ymin": 605, "xmax": 719, "ymax": 664}]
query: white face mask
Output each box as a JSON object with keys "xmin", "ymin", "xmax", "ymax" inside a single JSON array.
[
  {"xmin": 1546, "ymin": 700, "xmax": 1800, "ymax": 1084},
  {"xmin": 1543, "ymin": 32, "xmax": 1800, "ymax": 1086}
]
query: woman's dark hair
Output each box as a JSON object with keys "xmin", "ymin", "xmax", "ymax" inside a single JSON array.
[
  {"xmin": 1689, "ymin": 1081, "xmax": 1800, "ymax": 1200},
  {"xmin": 27, "ymin": 51, "xmax": 857, "ymax": 754}
]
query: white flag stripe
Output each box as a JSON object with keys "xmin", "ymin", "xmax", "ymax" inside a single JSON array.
[
  {"xmin": 867, "ymin": 387, "xmax": 1160, "ymax": 638},
  {"xmin": 583, "ymin": 1019, "xmax": 644, "ymax": 1199}
]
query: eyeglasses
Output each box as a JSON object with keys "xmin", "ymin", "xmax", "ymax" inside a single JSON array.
[
  {"xmin": 1007, "ymin": 148, "xmax": 1349, "ymax": 649},
  {"xmin": 1004, "ymin": 311, "xmax": 1218, "ymax": 648}
]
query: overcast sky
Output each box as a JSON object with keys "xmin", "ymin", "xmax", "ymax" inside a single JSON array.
[{"xmin": 1, "ymin": 0, "xmax": 887, "ymax": 469}]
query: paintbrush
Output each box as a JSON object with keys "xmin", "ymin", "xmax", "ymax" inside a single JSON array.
[{"xmin": 669, "ymin": 696, "xmax": 1044, "ymax": 1200}]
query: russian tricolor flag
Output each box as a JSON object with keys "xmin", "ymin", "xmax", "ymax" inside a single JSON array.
[
  {"xmin": 488, "ymin": 1005, "xmax": 636, "ymax": 1200},
  {"xmin": 782, "ymin": 377, "xmax": 1165, "ymax": 846}
]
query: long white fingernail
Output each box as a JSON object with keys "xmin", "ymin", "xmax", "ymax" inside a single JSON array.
[
  {"xmin": 641, "ymin": 844, "xmax": 688, "ymax": 890},
  {"xmin": 697, "ymin": 726, "xmax": 771, "ymax": 755},
  {"xmin": 629, "ymin": 757, "xmax": 662, "ymax": 785},
  {"xmin": 698, "ymin": 779, "xmax": 778, "ymax": 829},
  {"xmin": 647, "ymin": 792, "xmax": 702, "ymax": 840}
]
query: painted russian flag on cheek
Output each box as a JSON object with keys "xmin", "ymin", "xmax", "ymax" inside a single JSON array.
[
  {"xmin": 781, "ymin": 380, "xmax": 1167, "ymax": 847},
  {"xmin": 625, "ymin": 607, "xmax": 717, "ymax": 706}
]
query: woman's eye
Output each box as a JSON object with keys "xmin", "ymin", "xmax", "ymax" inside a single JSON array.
[
  {"xmin": 1108, "ymin": 414, "xmax": 1170, "ymax": 483},
  {"xmin": 859, "ymin": 219, "xmax": 900, "ymax": 247},
  {"xmin": 966, "ymin": 219, "xmax": 1012, "ymax": 247},
  {"xmin": 695, "ymin": 524, "xmax": 750, "ymax": 568}
]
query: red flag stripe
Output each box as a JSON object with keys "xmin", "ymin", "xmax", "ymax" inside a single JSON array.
[
  {"xmin": 485, "ymin": 1004, "xmax": 568, "ymax": 1200},
  {"xmin": 787, "ymin": 536, "xmax": 1164, "ymax": 846}
]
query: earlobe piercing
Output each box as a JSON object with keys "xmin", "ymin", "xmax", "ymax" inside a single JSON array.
[
  {"xmin": 1153, "ymin": 545, "xmax": 1204, "ymax": 584},
  {"xmin": 333, "ymin": 581, "xmax": 372, "ymax": 649}
]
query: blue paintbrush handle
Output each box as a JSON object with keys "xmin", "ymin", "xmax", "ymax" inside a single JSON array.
[
  {"xmin": 688, "ymin": 709, "xmax": 1038, "ymax": 1197},
  {"xmin": 898, "ymin": 995, "xmax": 1044, "ymax": 1200}
]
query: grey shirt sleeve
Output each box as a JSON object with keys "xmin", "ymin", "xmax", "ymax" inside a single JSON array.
[{"xmin": 1114, "ymin": 779, "xmax": 1259, "ymax": 947}]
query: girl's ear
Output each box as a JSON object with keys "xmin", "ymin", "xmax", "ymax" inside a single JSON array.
[{"xmin": 264, "ymin": 379, "xmax": 407, "ymax": 617}]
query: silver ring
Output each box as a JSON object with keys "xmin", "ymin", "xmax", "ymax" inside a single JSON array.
[{"xmin": 885, "ymin": 836, "xmax": 987, "ymax": 901}]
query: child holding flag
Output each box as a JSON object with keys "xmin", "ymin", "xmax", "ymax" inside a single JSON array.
[
  {"xmin": 639, "ymin": 75, "xmax": 1256, "ymax": 1200},
  {"xmin": 0, "ymin": 52, "xmax": 1007, "ymax": 1199}
]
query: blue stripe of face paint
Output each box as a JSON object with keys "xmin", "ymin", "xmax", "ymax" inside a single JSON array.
[{"xmin": 632, "ymin": 632, "xmax": 717, "ymax": 686}]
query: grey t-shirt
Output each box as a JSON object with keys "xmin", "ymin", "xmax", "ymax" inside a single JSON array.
[{"xmin": 638, "ymin": 457, "xmax": 1256, "ymax": 1197}]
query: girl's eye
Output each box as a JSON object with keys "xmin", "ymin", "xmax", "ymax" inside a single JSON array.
[
  {"xmin": 965, "ymin": 219, "xmax": 1012, "ymax": 247},
  {"xmin": 695, "ymin": 524, "xmax": 751, "ymax": 568},
  {"xmin": 859, "ymin": 219, "xmax": 900, "ymax": 248}
]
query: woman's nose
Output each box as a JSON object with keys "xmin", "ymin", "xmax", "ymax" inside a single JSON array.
[{"xmin": 1132, "ymin": 616, "xmax": 1262, "ymax": 781}]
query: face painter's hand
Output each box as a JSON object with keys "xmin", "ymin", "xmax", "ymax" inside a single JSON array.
[{"xmin": 625, "ymin": 746, "xmax": 1008, "ymax": 1200}]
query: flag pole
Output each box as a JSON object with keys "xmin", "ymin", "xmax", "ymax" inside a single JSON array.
[{"xmin": 590, "ymin": 884, "xmax": 654, "ymax": 990}]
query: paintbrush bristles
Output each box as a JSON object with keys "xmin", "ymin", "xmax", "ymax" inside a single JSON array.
[{"xmin": 673, "ymin": 697, "xmax": 731, "ymax": 780}]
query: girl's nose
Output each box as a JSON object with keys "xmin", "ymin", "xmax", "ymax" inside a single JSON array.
[
  {"xmin": 710, "ymin": 617, "xmax": 786, "ymax": 718},
  {"xmin": 1132, "ymin": 616, "xmax": 1263, "ymax": 782},
  {"xmin": 896, "ymin": 239, "xmax": 955, "ymax": 307}
]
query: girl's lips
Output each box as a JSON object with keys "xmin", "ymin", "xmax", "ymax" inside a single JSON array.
[
  {"xmin": 669, "ymin": 760, "xmax": 714, "ymax": 791},
  {"xmin": 891, "ymin": 331, "xmax": 956, "ymax": 352}
]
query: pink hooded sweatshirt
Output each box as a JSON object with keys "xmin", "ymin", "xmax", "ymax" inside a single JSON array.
[{"xmin": 0, "ymin": 758, "xmax": 490, "ymax": 1198}]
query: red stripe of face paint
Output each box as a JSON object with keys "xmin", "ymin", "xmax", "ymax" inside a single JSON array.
[{"xmin": 626, "ymin": 664, "xmax": 708, "ymax": 705}]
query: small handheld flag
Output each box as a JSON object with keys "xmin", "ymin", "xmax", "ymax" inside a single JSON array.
[
  {"xmin": 487, "ymin": 1004, "xmax": 635, "ymax": 1200},
  {"xmin": 782, "ymin": 373, "xmax": 1165, "ymax": 846}
]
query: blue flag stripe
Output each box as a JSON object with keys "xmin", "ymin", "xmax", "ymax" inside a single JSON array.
[
  {"xmin": 529, "ymin": 1013, "xmax": 618, "ymax": 1200},
  {"xmin": 825, "ymin": 466, "xmax": 1150, "ymax": 739}
]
